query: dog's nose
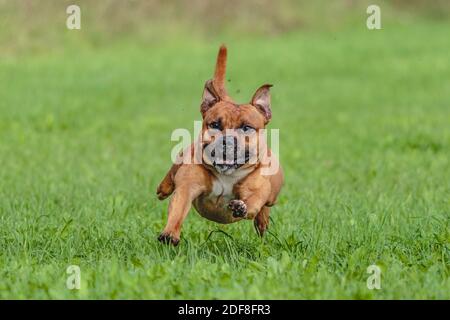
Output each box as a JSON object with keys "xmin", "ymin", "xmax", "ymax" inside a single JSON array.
[
  {"xmin": 223, "ymin": 136, "xmax": 238, "ymax": 159},
  {"xmin": 222, "ymin": 136, "xmax": 237, "ymax": 149}
]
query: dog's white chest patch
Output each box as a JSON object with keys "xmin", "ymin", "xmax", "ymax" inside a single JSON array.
[
  {"xmin": 211, "ymin": 168, "xmax": 251, "ymax": 198},
  {"xmin": 211, "ymin": 176, "xmax": 234, "ymax": 198}
]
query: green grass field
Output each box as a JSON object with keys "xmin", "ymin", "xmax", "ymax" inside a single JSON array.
[{"xmin": 0, "ymin": 17, "xmax": 449, "ymax": 298}]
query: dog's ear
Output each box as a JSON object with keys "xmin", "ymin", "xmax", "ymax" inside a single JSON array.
[
  {"xmin": 200, "ymin": 79, "xmax": 221, "ymax": 116},
  {"xmin": 251, "ymin": 84, "xmax": 273, "ymax": 123}
]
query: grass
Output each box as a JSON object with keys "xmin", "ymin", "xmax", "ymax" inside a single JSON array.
[{"xmin": 0, "ymin": 19, "xmax": 449, "ymax": 299}]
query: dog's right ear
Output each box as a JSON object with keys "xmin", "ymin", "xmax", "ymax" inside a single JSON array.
[{"xmin": 200, "ymin": 79, "xmax": 221, "ymax": 116}]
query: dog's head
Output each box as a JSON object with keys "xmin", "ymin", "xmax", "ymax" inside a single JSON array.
[{"xmin": 200, "ymin": 45, "xmax": 272, "ymax": 175}]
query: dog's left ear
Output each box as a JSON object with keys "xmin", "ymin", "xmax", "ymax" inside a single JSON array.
[
  {"xmin": 200, "ymin": 79, "xmax": 221, "ymax": 116},
  {"xmin": 251, "ymin": 84, "xmax": 273, "ymax": 123}
]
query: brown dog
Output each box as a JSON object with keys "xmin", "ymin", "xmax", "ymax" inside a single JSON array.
[{"xmin": 156, "ymin": 45, "xmax": 284, "ymax": 245}]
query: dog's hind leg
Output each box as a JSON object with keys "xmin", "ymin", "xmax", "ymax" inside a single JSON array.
[
  {"xmin": 254, "ymin": 206, "xmax": 271, "ymax": 237},
  {"xmin": 156, "ymin": 164, "xmax": 180, "ymax": 200},
  {"xmin": 157, "ymin": 143, "xmax": 200, "ymax": 200}
]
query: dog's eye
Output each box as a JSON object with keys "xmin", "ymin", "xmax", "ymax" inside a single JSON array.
[
  {"xmin": 241, "ymin": 125, "xmax": 255, "ymax": 132},
  {"xmin": 209, "ymin": 121, "xmax": 221, "ymax": 130}
]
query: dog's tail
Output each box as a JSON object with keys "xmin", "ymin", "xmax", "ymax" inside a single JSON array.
[{"xmin": 213, "ymin": 44, "xmax": 228, "ymax": 98}]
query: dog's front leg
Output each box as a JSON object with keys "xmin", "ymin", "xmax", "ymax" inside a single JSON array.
[
  {"xmin": 158, "ymin": 185, "xmax": 202, "ymax": 246},
  {"xmin": 229, "ymin": 180, "xmax": 271, "ymax": 220},
  {"xmin": 158, "ymin": 165, "xmax": 208, "ymax": 246}
]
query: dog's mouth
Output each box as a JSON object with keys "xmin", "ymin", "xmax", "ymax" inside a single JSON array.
[
  {"xmin": 212, "ymin": 151, "xmax": 250, "ymax": 173},
  {"xmin": 213, "ymin": 162, "xmax": 238, "ymax": 173},
  {"xmin": 206, "ymin": 145, "xmax": 251, "ymax": 175}
]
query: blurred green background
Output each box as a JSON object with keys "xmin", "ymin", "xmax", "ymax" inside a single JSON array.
[
  {"xmin": 0, "ymin": 1, "xmax": 448, "ymax": 299},
  {"xmin": 1, "ymin": 0, "xmax": 450, "ymax": 54}
]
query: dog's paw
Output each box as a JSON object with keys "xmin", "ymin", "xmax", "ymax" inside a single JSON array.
[
  {"xmin": 228, "ymin": 200, "xmax": 247, "ymax": 218},
  {"xmin": 156, "ymin": 183, "xmax": 173, "ymax": 200},
  {"xmin": 157, "ymin": 232, "xmax": 180, "ymax": 246},
  {"xmin": 156, "ymin": 190, "xmax": 169, "ymax": 201}
]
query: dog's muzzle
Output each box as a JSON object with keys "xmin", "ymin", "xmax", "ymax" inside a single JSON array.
[{"xmin": 208, "ymin": 135, "xmax": 250, "ymax": 174}]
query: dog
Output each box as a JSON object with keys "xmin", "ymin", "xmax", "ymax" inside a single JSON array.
[{"xmin": 156, "ymin": 45, "xmax": 284, "ymax": 245}]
